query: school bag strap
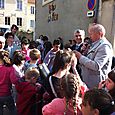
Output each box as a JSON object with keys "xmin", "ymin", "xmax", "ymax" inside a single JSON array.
[{"xmin": 49, "ymin": 76, "xmax": 57, "ymax": 97}]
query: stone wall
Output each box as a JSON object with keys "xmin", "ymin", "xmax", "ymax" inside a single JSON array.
[{"xmin": 35, "ymin": 0, "xmax": 93, "ymax": 44}]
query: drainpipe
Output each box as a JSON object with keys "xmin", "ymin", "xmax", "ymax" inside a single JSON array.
[{"xmin": 93, "ymin": 0, "xmax": 100, "ymax": 23}]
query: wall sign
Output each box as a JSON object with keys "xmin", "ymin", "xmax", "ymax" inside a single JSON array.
[
  {"xmin": 48, "ymin": 3, "xmax": 58, "ymax": 22},
  {"xmin": 87, "ymin": 0, "xmax": 96, "ymax": 10},
  {"xmin": 42, "ymin": 0, "xmax": 54, "ymax": 6}
]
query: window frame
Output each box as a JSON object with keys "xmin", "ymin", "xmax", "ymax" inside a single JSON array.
[
  {"xmin": 5, "ymin": 17, "xmax": 10, "ymax": 25},
  {"xmin": 17, "ymin": 17, "xmax": 22, "ymax": 26},
  {"xmin": 30, "ymin": 20, "xmax": 34, "ymax": 28},
  {"xmin": 0, "ymin": 0, "xmax": 4, "ymax": 9},
  {"xmin": 30, "ymin": 6, "xmax": 35, "ymax": 14},
  {"xmin": 17, "ymin": 0, "xmax": 22, "ymax": 11}
]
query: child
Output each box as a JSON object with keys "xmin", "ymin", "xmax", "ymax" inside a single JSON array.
[
  {"xmin": 12, "ymin": 51, "xmax": 26, "ymax": 78},
  {"xmin": 16, "ymin": 67, "xmax": 45, "ymax": 115},
  {"xmin": 99, "ymin": 68, "xmax": 115, "ymax": 101},
  {"xmin": 81, "ymin": 88, "xmax": 115, "ymax": 115},
  {"xmin": 43, "ymin": 39, "xmax": 61, "ymax": 72},
  {"xmin": 20, "ymin": 38, "xmax": 30, "ymax": 61},
  {"xmin": 24, "ymin": 48, "xmax": 41, "ymax": 72},
  {"xmin": 42, "ymin": 73, "xmax": 82, "ymax": 115}
]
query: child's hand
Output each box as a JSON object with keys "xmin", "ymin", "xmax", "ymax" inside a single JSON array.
[
  {"xmin": 43, "ymin": 92, "xmax": 50, "ymax": 100},
  {"xmin": 43, "ymin": 92, "xmax": 51, "ymax": 104},
  {"xmin": 98, "ymin": 80, "xmax": 106, "ymax": 89}
]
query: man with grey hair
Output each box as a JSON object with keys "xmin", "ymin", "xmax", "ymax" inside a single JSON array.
[
  {"xmin": 72, "ymin": 29, "xmax": 85, "ymax": 51},
  {"xmin": 75, "ymin": 23, "xmax": 113, "ymax": 89}
]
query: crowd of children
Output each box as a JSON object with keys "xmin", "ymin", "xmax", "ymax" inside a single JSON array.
[{"xmin": 0, "ymin": 23, "xmax": 115, "ymax": 115}]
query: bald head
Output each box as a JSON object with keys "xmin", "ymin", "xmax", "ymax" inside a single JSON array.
[
  {"xmin": 89, "ymin": 24, "xmax": 106, "ymax": 37},
  {"xmin": 88, "ymin": 24, "xmax": 106, "ymax": 42}
]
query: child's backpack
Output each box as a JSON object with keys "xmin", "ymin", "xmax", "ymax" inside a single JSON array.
[{"xmin": 37, "ymin": 63, "xmax": 50, "ymax": 85}]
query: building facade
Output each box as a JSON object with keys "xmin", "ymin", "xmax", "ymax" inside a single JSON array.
[
  {"xmin": 35, "ymin": 0, "xmax": 93, "ymax": 41},
  {"xmin": 0, "ymin": 0, "xmax": 35, "ymax": 32},
  {"xmin": 35, "ymin": 0, "xmax": 115, "ymax": 54}
]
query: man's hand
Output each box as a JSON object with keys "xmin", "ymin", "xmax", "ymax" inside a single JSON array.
[{"xmin": 73, "ymin": 50, "xmax": 82, "ymax": 59}]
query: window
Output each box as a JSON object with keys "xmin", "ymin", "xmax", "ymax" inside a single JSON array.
[
  {"xmin": 30, "ymin": 6, "xmax": 35, "ymax": 14},
  {"xmin": 30, "ymin": 20, "xmax": 34, "ymax": 27},
  {"xmin": 0, "ymin": 0, "xmax": 4, "ymax": 8},
  {"xmin": 17, "ymin": 17, "xmax": 22, "ymax": 26},
  {"xmin": 5, "ymin": 17, "xmax": 10, "ymax": 25},
  {"xmin": 17, "ymin": 0, "xmax": 22, "ymax": 10}
]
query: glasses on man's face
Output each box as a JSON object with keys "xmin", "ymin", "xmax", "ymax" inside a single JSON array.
[{"xmin": 75, "ymin": 35, "xmax": 81, "ymax": 37}]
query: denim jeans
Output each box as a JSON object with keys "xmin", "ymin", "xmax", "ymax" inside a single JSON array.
[{"xmin": 0, "ymin": 95, "xmax": 17, "ymax": 115}]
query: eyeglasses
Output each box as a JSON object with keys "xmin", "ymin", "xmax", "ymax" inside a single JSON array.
[
  {"xmin": 75, "ymin": 35, "xmax": 81, "ymax": 37},
  {"xmin": 83, "ymin": 42, "xmax": 89, "ymax": 46}
]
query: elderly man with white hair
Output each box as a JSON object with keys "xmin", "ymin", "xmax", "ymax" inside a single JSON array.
[
  {"xmin": 0, "ymin": 36, "xmax": 5, "ymax": 51},
  {"xmin": 75, "ymin": 23, "xmax": 113, "ymax": 89}
]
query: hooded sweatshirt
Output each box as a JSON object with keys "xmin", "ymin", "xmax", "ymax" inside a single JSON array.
[{"xmin": 16, "ymin": 78, "xmax": 44, "ymax": 115}]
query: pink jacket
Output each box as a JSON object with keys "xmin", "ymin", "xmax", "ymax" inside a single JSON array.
[
  {"xmin": 42, "ymin": 97, "xmax": 82, "ymax": 115},
  {"xmin": 0, "ymin": 65, "xmax": 18, "ymax": 96}
]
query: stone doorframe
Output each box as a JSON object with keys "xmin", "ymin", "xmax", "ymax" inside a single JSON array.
[{"xmin": 98, "ymin": 0, "xmax": 115, "ymax": 54}]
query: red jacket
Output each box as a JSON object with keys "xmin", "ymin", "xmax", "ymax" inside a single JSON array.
[
  {"xmin": 0, "ymin": 65, "xmax": 18, "ymax": 96},
  {"xmin": 16, "ymin": 80, "xmax": 44, "ymax": 115}
]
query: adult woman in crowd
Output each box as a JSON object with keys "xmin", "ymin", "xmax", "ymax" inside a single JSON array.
[
  {"xmin": 42, "ymin": 73, "xmax": 82, "ymax": 115},
  {"xmin": 81, "ymin": 88, "xmax": 115, "ymax": 115},
  {"xmin": 0, "ymin": 50, "xmax": 18, "ymax": 115}
]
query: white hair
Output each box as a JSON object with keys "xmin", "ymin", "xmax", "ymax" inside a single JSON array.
[
  {"xmin": 0, "ymin": 36, "xmax": 5, "ymax": 43},
  {"xmin": 89, "ymin": 24, "xmax": 106, "ymax": 36}
]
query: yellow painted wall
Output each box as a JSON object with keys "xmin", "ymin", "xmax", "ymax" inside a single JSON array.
[{"xmin": 0, "ymin": 0, "xmax": 35, "ymax": 32}]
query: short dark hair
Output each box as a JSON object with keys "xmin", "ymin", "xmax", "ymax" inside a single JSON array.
[
  {"xmin": 42, "ymin": 36, "xmax": 48, "ymax": 41},
  {"xmin": 83, "ymin": 88, "xmax": 115, "ymax": 115},
  {"xmin": 11, "ymin": 24, "xmax": 19, "ymax": 31},
  {"xmin": 21, "ymin": 39, "xmax": 30, "ymax": 45},
  {"xmin": 5, "ymin": 32, "xmax": 14, "ymax": 39},
  {"xmin": 108, "ymin": 68, "xmax": 115, "ymax": 100},
  {"xmin": 53, "ymin": 39, "xmax": 60, "ymax": 45}
]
